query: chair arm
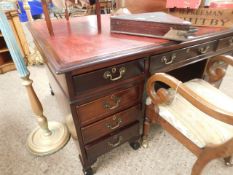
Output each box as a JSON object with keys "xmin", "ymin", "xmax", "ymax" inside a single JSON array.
[
  {"xmin": 147, "ymin": 73, "xmax": 233, "ymax": 125},
  {"xmin": 206, "ymin": 55, "xmax": 233, "ymax": 83}
]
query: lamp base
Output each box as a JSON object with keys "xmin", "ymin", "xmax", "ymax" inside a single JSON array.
[{"xmin": 27, "ymin": 121, "xmax": 70, "ymax": 156}]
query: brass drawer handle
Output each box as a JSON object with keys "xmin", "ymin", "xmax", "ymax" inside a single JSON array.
[
  {"xmin": 198, "ymin": 45, "xmax": 210, "ymax": 54},
  {"xmin": 161, "ymin": 54, "xmax": 176, "ymax": 65},
  {"xmin": 229, "ymin": 37, "xmax": 233, "ymax": 46},
  {"xmin": 103, "ymin": 67, "xmax": 126, "ymax": 81},
  {"xmin": 106, "ymin": 116, "xmax": 122, "ymax": 130},
  {"xmin": 103, "ymin": 95, "xmax": 121, "ymax": 110},
  {"xmin": 108, "ymin": 136, "xmax": 123, "ymax": 147}
]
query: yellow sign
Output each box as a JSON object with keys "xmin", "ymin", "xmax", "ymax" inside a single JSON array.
[{"xmin": 169, "ymin": 8, "xmax": 233, "ymax": 28}]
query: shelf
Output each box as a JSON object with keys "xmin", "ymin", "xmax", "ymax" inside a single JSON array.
[
  {"xmin": 0, "ymin": 61, "xmax": 15, "ymax": 74},
  {"xmin": 0, "ymin": 51, "xmax": 11, "ymax": 65},
  {"xmin": 0, "ymin": 47, "xmax": 9, "ymax": 53},
  {"xmin": 0, "ymin": 11, "xmax": 29, "ymax": 73},
  {"xmin": 0, "ymin": 52, "xmax": 14, "ymax": 74}
]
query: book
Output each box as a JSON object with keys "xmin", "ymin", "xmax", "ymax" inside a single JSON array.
[{"xmin": 110, "ymin": 12, "xmax": 192, "ymax": 41}]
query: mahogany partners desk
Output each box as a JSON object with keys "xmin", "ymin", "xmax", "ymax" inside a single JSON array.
[{"xmin": 28, "ymin": 15, "xmax": 233, "ymax": 175}]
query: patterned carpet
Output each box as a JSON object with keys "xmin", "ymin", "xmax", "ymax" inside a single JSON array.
[{"xmin": 0, "ymin": 65, "xmax": 233, "ymax": 175}]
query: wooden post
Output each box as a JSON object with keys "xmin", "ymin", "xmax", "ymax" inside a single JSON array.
[
  {"xmin": 22, "ymin": 75, "xmax": 70, "ymax": 155},
  {"xmin": 22, "ymin": 75, "xmax": 52, "ymax": 136},
  {"xmin": 64, "ymin": 0, "xmax": 70, "ymax": 21},
  {"xmin": 96, "ymin": 0, "xmax": 102, "ymax": 33},
  {"xmin": 41, "ymin": 0, "xmax": 54, "ymax": 36}
]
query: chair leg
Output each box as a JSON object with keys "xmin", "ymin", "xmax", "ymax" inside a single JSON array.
[
  {"xmin": 224, "ymin": 156, "xmax": 233, "ymax": 167},
  {"xmin": 142, "ymin": 103, "xmax": 160, "ymax": 148},
  {"xmin": 192, "ymin": 139, "xmax": 233, "ymax": 175},
  {"xmin": 142, "ymin": 116, "xmax": 151, "ymax": 148},
  {"xmin": 191, "ymin": 155, "xmax": 212, "ymax": 175},
  {"xmin": 192, "ymin": 155, "xmax": 233, "ymax": 175}
]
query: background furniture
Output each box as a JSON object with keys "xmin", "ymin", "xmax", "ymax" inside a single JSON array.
[
  {"xmin": 18, "ymin": 0, "xmax": 43, "ymax": 22},
  {"xmin": 28, "ymin": 15, "xmax": 233, "ymax": 175},
  {"xmin": 41, "ymin": 0, "xmax": 101, "ymax": 36},
  {"xmin": 145, "ymin": 64, "xmax": 233, "ymax": 174},
  {"xmin": 125, "ymin": 0, "xmax": 167, "ymax": 13},
  {"xmin": 0, "ymin": 10, "xmax": 29, "ymax": 74}
]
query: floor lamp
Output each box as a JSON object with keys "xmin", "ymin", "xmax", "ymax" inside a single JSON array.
[{"xmin": 0, "ymin": 10, "xmax": 70, "ymax": 156}]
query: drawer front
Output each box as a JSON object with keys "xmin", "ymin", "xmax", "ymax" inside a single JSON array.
[
  {"xmin": 77, "ymin": 85, "xmax": 142, "ymax": 126},
  {"xmin": 150, "ymin": 41, "xmax": 217, "ymax": 73},
  {"xmin": 72, "ymin": 59, "xmax": 144, "ymax": 95},
  {"xmin": 150, "ymin": 48, "xmax": 188, "ymax": 72},
  {"xmin": 188, "ymin": 41, "xmax": 217, "ymax": 57},
  {"xmin": 217, "ymin": 36, "xmax": 233, "ymax": 50},
  {"xmin": 81, "ymin": 105, "xmax": 141, "ymax": 144},
  {"xmin": 85, "ymin": 122, "xmax": 140, "ymax": 160}
]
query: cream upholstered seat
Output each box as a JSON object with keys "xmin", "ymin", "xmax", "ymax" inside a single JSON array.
[{"xmin": 151, "ymin": 79, "xmax": 233, "ymax": 148}]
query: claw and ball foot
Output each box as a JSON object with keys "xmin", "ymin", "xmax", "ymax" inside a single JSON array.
[
  {"xmin": 129, "ymin": 141, "xmax": 140, "ymax": 150},
  {"xmin": 83, "ymin": 168, "xmax": 93, "ymax": 175}
]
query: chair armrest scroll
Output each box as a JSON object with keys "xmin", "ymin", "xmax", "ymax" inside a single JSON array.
[
  {"xmin": 147, "ymin": 73, "xmax": 233, "ymax": 125},
  {"xmin": 206, "ymin": 55, "xmax": 233, "ymax": 83}
]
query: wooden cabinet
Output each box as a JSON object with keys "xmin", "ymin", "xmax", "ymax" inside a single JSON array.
[
  {"xmin": 70, "ymin": 60, "xmax": 145, "ymax": 170},
  {"xmin": 0, "ymin": 10, "xmax": 29, "ymax": 74}
]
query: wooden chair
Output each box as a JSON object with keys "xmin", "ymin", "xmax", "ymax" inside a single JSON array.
[{"xmin": 143, "ymin": 55, "xmax": 233, "ymax": 175}]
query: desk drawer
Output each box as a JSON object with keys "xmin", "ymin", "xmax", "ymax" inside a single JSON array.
[
  {"xmin": 81, "ymin": 105, "xmax": 141, "ymax": 144},
  {"xmin": 72, "ymin": 59, "xmax": 144, "ymax": 95},
  {"xmin": 150, "ymin": 41, "xmax": 217, "ymax": 73},
  {"xmin": 76, "ymin": 85, "xmax": 142, "ymax": 126},
  {"xmin": 150, "ymin": 49, "xmax": 186, "ymax": 72},
  {"xmin": 217, "ymin": 36, "xmax": 233, "ymax": 50},
  {"xmin": 85, "ymin": 122, "xmax": 139, "ymax": 160}
]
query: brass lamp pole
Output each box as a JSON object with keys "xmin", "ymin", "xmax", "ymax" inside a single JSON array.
[{"xmin": 0, "ymin": 5, "xmax": 70, "ymax": 156}]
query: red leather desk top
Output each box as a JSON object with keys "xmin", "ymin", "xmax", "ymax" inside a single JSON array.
[{"xmin": 29, "ymin": 15, "xmax": 227, "ymax": 74}]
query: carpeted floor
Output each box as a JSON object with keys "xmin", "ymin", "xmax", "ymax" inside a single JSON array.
[{"xmin": 0, "ymin": 65, "xmax": 233, "ymax": 175}]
